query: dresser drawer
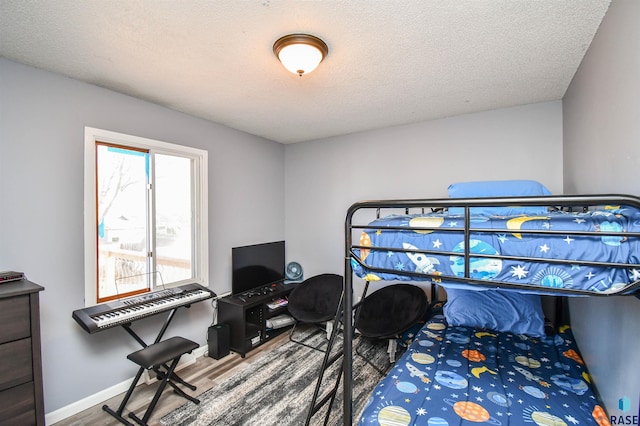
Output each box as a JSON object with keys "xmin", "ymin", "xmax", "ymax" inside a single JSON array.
[
  {"xmin": 0, "ymin": 295, "xmax": 30, "ymax": 344},
  {"xmin": 0, "ymin": 338, "xmax": 32, "ymax": 392},
  {"xmin": 0, "ymin": 381, "xmax": 36, "ymax": 425}
]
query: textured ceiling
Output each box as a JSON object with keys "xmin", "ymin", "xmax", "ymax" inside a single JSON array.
[{"xmin": 0, "ymin": 1, "xmax": 610, "ymax": 144}]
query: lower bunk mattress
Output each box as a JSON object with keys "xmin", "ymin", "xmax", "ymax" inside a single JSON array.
[{"xmin": 359, "ymin": 314, "xmax": 610, "ymax": 426}]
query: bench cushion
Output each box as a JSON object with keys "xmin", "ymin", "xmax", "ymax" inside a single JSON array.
[{"xmin": 127, "ymin": 336, "xmax": 198, "ymax": 369}]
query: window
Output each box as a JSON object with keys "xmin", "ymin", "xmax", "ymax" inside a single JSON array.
[{"xmin": 84, "ymin": 127, "xmax": 208, "ymax": 305}]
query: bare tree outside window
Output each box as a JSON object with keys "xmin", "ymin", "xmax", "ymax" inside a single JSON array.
[{"xmin": 96, "ymin": 143, "xmax": 150, "ymax": 300}]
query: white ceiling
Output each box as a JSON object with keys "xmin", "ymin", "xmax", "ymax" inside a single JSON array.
[{"xmin": 0, "ymin": 1, "xmax": 610, "ymax": 144}]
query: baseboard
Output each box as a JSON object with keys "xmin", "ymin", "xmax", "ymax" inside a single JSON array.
[{"xmin": 45, "ymin": 345, "xmax": 207, "ymax": 425}]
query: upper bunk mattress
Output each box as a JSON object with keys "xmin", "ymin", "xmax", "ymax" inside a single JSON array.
[
  {"xmin": 358, "ymin": 313, "xmax": 610, "ymax": 426},
  {"xmin": 352, "ymin": 206, "xmax": 640, "ymax": 294}
]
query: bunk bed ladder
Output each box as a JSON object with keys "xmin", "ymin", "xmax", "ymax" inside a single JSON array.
[{"xmin": 304, "ymin": 290, "xmax": 345, "ymax": 426}]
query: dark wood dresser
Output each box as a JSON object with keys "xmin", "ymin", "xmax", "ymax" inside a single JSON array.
[{"xmin": 0, "ymin": 279, "xmax": 45, "ymax": 425}]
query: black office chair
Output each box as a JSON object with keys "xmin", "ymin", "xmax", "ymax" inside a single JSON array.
[
  {"xmin": 354, "ymin": 284, "xmax": 429, "ymax": 374},
  {"xmin": 287, "ymin": 273, "xmax": 343, "ymax": 351}
]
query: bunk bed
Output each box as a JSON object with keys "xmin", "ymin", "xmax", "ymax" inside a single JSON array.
[{"xmin": 340, "ymin": 189, "xmax": 640, "ymax": 425}]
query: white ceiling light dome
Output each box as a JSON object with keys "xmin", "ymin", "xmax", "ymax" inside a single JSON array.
[{"xmin": 273, "ymin": 34, "xmax": 329, "ymax": 76}]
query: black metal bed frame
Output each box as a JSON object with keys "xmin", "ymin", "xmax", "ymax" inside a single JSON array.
[{"xmin": 336, "ymin": 193, "xmax": 640, "ymax": 425}]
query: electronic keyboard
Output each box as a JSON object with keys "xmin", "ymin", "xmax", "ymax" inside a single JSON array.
[{"xmin": 72, "ymin": 283, "xmax": 215, "ymax": 334}]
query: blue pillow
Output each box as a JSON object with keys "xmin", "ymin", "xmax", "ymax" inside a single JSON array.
[
  {"xmin": 443, "ymin": 288, "xmax": 545, "ymax": 337},
  {"xmin": 448, "ymin": 180, "xmax": 551, "ymax": 216}
]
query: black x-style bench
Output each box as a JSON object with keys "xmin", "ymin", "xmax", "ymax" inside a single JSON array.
[{"xmin": 103, "ymin": 336, "xmax": 200, "ymax": 426}]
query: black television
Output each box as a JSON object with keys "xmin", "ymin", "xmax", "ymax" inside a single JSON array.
[{"xmin": 232, "ymin": 241, "xmax": 285, "ymax": 295}]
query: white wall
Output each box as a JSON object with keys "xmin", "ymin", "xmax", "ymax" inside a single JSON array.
[
  {"xmin": 0, "ymin": 58, "xmax": 285, "ymax": 413},
  {"xmin": 285, "ymin": 101, "xmax": 563, "ymax": 293},
  {"xmin": 563, "ymin": 0, "xmax": 640, "ymax": 418}
]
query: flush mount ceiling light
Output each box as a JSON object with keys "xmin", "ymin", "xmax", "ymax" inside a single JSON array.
[{"xmin": 273, "ymin": 34, "xmax": 328, "ymax": 76}]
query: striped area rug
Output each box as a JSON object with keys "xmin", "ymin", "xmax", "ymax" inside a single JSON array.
[{"xmin": 160, "ymin": 328, "xmax": 390, "ymax": 425}]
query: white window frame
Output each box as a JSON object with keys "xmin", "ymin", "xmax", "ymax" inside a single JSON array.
[{"xmin": 84, "ymin": 127, "xmax": 209, "ymax": 306}]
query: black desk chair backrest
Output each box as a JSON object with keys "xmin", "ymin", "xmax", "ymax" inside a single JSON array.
[
  {"xmin": 355, "ymin": 284, "xmax": 428, "ymax": 339},
  {"xmin": 354, "ymin": 284, "xmax": 429, "ymax": 373},
  {"xmin": 288, "ymin": 273, "xmax": 343, "ymax": 324},
  {"xmin": 287, "ymin": 273, "xmax": 343, "ymax": 351}
]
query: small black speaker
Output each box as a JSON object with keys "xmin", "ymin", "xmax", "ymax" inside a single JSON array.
[{"xmin": 207, "ymin": 323, "xmax": 230, "ymax": 360}]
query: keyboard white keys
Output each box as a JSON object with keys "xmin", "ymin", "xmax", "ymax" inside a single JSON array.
[{"xmin": 72, "ymin": 284, "xmax": 215, "ymax": 334}]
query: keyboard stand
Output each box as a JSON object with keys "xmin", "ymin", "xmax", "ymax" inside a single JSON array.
[{"xmin": 102, "ymin": 304, "xmax": 198, "ymax": 425}]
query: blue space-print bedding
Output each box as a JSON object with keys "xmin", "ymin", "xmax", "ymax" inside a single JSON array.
[
  {"xmin": 359, "ymin": 314, "xmax": 611, "ymax": 426},
  {"xmin": 352, "ymin": 207, "xmax": 640, "ymax": 294}
]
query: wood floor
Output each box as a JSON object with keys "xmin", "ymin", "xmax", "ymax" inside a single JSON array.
[{"xmin": 53, "ymin": 332, "xmax": 291, "ymax": 426}]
